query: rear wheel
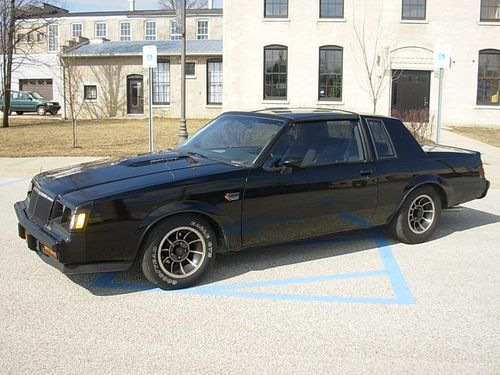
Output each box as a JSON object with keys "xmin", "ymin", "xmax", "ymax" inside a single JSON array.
[
  {"xmin": 389, "ymin": 186, "xmax": 442, "ymax": 244},
  {"xmin": 141, "ymin": 215, "xmax": 217, "ymax": 289},
  {"xmin": 36, "ymin": 106, "xmax": 46, "ymax": 116},
  {"xmin": 16, "ymin": 111, "xmax": 24, "ymax": 115}
]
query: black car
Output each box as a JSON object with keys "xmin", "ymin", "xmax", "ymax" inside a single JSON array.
[{"xmin": 15, "ymin": 109, "xmax": 490, "ymax": 289}]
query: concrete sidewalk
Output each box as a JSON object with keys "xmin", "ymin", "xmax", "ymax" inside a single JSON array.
[{"xmin": 0, "ymin": 129, "xmax": 497, "ymax": 186}]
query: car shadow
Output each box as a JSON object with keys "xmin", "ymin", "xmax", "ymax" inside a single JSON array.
[{"xmin": 67, "ymin": 207, "xmax": 499, "ymax": 296}]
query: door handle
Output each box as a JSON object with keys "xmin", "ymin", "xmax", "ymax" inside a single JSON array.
[
  {"xmin": 424, "ymin": 97, "xmax": 429, "ymax": 106},
  {"xmin": 360, "ymin": 169, "xmax": 373, "ymax": 176}
]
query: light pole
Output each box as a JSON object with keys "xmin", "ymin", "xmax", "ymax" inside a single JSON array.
[{"xmin": 178, "ymin": 0, "xmax": 188, "ymax": 145}]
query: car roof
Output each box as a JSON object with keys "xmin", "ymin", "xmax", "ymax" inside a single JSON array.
[{"xmin": 227, "ymin": 108, "xmax": 361, "ymax": 122}]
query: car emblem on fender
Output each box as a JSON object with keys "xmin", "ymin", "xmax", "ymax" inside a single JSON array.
[{"xmin": 224, "ymin": 192, "xmax": 240, "ymax": 202}]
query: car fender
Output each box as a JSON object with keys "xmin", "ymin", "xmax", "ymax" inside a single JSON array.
[
  {"xmin": 137, "ymin": 200, "xmax": 234, "ymax": 254},
  {"xmin": 393, "ymin": 174, "xmax": 450, "ymax": 219}
]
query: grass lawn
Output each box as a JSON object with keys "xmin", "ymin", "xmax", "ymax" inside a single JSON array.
[
  {"xmin": 0, "ymin": 116, "xmax": 208, "ymax": 157},
  {"xmin": 450, "ymin": 126, "xmax": 500, "ymax": 148}
]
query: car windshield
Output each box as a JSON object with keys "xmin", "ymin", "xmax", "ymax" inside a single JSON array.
[
  {"xmin": 177, "ymin": 114, "xmax": 287, "ymax": 167},
  {"xmin": 31, "ymin": 92, "xmax": 44, "ymax": 100}
]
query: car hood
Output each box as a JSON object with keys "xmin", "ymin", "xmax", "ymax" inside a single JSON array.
[{"xmin": 33, "ymin": 151, "xmax": 223, "ymax": 198}]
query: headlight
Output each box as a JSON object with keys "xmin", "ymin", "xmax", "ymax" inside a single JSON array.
[{"xmin": 69, "ymin": 211, "xmax": 87, "ymax": 231}]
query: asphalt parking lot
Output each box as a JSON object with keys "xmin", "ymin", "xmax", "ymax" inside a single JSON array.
[{"xmin": 1, "ymin": 176, "xmax": 499, "ymax": 374}]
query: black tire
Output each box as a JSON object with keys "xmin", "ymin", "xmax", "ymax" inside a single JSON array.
[
  {"xmin": 36, "ymin": 106, "xmax": 46, "ymax": 116},
  {"xmin": 16, "ymin": 111, "xmax": 24, "ymax": 115},
  {"xmin": 49, "ymin": 110, "xmax": 59, "ymax": 115},
  {"xmin": 141, "ymin": 214, "xmax": 217, "ymax": 289},
  {"xmin": 389, "ymin": 185, "xmax": 442, "ymax": 244}
]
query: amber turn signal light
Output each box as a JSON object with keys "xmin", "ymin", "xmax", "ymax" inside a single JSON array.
[{"xmin": 42, "ymin": 245, "xmax": 57, "ymax": 259}]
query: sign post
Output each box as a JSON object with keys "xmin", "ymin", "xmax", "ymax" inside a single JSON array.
[
  {"xmin": 176, "ymin": 0, "xmax": 188, "ymax": 145},
  {"xmin": 434, "ymin": 46, "xmax": 451, "ymax": 144},
  {"xmin": 143, "ymin": 45, "xmax": 157, "ymax": 152}
]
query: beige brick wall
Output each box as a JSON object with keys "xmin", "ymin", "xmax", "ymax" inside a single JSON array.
[
  {"xmin": 67, "ymin": 55, "xmax": 222, "ymax": 120},
  {"xmin": 223, "ymin": 0, "xmax": 500, "ymax": 127}
]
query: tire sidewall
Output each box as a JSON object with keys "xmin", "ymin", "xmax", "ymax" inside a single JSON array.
[
  {"xmin": 37, "ymin": 106, "xmax": 46, "ymax": 115},
  {"xmin": 394, "ymin": 186, "xmax": 442, "ymax": 244},
  {"xmin": 142, "ymin": 215, "xmax": 216, "ymax": 289}
]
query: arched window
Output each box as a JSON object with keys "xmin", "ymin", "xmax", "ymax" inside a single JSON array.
[
  {"xmin": 319, "ymin": 46, "xmax": 343, "ymax": 101},
  {"xmin": 264, "ymin": 45, "xmax": 288, "ymax": 100},
  {"xmin": 477, "ymin": 49, "xmax": 500, "ymax": 106},
  {"xmin": 144, "ymin": 21, "xmax": 157, "ymax": 41}
]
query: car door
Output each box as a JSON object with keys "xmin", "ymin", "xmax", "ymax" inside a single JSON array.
[
  {"xmin": 242, "ymin": 119, "xmax": 378, "ymax": 248},
  {"xmin": 18, "ymin": 92, "xmax": 34, "ymax": 111}
]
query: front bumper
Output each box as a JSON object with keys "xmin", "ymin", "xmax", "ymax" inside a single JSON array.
[{"xmin": 15, "ymin": 201, "xmax": 132, "ymax": 274}]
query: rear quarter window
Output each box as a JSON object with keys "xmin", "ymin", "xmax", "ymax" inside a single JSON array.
[{"xmin": 366, "ymin": 118, "xmax": 396, "ymax": 159}]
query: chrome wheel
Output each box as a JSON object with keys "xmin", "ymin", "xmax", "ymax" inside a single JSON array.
[
  {"xmin": 407, "ymin": 194, "xmax": 435, "ymax": 234},
  {"xmin": 157, "ymin": 226, "xmax": 206, "ymax": 279}
]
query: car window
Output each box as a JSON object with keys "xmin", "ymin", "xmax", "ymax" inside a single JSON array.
[
  {"xmin": 366, "ymin": 118, "xmax": 396, "ymax": 159},
  {"xmin": 11, "ymin": 92, "xmax": 19, "ymax": 100},
  {"xmin": 178, "ymin": 114, "xmax": 286, "ymax": 167},
  {"xmin": 267, "ymin": 120, "xmax": 365, "ymax": 168},
  {"xmin": 20, "ymin": 93, "xmax": 30, "ymax": 100}
]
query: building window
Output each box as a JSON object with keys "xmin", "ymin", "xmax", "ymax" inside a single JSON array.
[
  {"xmin": 319, "ymin": 46, "xmax": 343, "ymax": 101},
  {"xmin": 84, "ymin": 85, "xmax": 97, "ymax": 100},
  {"xmin": 207, "ymin": 59, "xmax": 223, "ymax": 105},
  {"xmin": 120, "ymin": 22, "xmax": 131, "ymax": 41},
  {"xmin": 37, "ymin": 33, "xmax": 45, "ymax": 43},
  {"xmin": 264, "ymin": 45, "xmax": 287, "ymax": 100},
  {"xmin": 145, "ymin": 21, "xmax": 156, "ymax": 41},
  {"xmin": 402, "ymin": 0, "xmax": 426, "ymax": 20},
  {"xmin": 170, "ymin": 20, "xmax": 181, "ymax": 40},
  {"xmin": 264, "ymin": 0, "xmax": 288, "ymax": 18},
  {"xmin": 480, "ymin": 0, "xmax": 500, "ymax": 21},
  {"xmin": 153, "ymin": 59, "xmax": 170, "ymax": 105},
  {"xmin": 320, "ymin": 0, "xmax": 344, "ymax": 18},
  {"xmin": 48, "ymin": 24, "xmax": 59, "ymax": 52},
  {"xmin": 477, "ymin": 49, "xmax": 500, "ymax": 106},
  {"xmin": 72, "ymin": 23, "xmax": 83, "ymax": 38},
  {"xmin": 196, "ymin": 20, "xmax": 209, "ymax": 39},
  {"xmin": 27, "ymin": 32, "xmax": 34, "ymax": 42},
  {"xmin": 186, "ymin": 62, "xmax": 196, "ymax": 76},
  {"xmin": 95, "ymin": 22, "xmax": 107, "ymax": 38}
]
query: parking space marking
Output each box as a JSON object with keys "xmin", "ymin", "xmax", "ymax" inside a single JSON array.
[{"xmin": 91, "ymin": 230, "xmax": 415, "ymax": 305}]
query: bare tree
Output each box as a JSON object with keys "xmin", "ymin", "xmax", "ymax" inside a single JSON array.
[
  {"xmin": 159, "ymin": 0, "xmax": 208, "ymax": 9},
  {"xmin": 352, "ymin": 12, "xmax": 391, "ymax": 114},
  {"xmin": 59, "ymin": 53, "xmax": 84, "ymax": 147},
  {"xmin": 1, "ymin": 0, "xmax": 57, "ymax": 128}
]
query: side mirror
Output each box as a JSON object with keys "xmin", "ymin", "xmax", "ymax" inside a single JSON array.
[{"xmin": 281, "ymin": 157, "xmax": 301, "ymax": 168}]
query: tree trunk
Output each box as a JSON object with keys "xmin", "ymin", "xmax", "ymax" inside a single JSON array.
[
  {"xmin": 72, "ymin": 118, "xmax": 77, "ymax": 148},
  {"xmin": 2, "ymin": 0, "xmax": 16, "ymax": 128}
]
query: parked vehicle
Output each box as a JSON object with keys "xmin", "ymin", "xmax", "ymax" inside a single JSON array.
[
  {"xmin": 0, "ymin": 91, "xmax": 60, "ymax": 116},
  {"xmin": 15, "ymin": 109, "xmax": 490, "ymax": 289}
]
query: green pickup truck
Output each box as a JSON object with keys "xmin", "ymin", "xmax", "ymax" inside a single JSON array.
[{"xmin": 0, "ymin": 91, "xmax": 61, "ymax": 116}]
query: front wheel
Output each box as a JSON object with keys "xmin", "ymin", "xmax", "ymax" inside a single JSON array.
[
  {"xmin": 141, "ymin": 215, "xmax": 217, "ymax": 289},
  {"xmin": 36, "ymin": 106, "xmax": 46, "ymax": 116},
  {"xmin": 16, "ymin": 111, "xmax": 24, "ymax": 115},
  {"xmin": 389, "ymin": 186, "xmax": 442, "ymax": 244}
]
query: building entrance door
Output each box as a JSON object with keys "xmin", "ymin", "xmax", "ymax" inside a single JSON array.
[
  {"xmin": 127, "ymin": 75, "xmax": 144, "ymax": 114},
  {"xmin": 391, "ymin": 70, "xmax": 431, "ymax": 122}
]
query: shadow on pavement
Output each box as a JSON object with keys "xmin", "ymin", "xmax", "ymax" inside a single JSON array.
[{"xmin": 68, "ymin": 207, "xmax": 499, "ymax": 296}]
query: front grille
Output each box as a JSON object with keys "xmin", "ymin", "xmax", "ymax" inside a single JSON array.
[{"xmin": 27, "ymin": 188, "xmax": 53, "ymax": 225}]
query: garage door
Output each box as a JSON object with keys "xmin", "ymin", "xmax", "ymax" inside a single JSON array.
[{"xmin": 19, "ymin": 79, "xmax": 53, "ymax": 100}]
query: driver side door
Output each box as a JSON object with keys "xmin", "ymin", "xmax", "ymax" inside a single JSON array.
[{"xmin": 241, "ymin": 119, "xmax": 378, "ymax": 248}]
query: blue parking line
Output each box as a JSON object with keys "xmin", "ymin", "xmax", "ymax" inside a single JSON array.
[
  {"xmin": 90, "ymin": 230, "xmax": 415, "ymax": 305},
  {"xmin": 0, "ymin": 177, "xmax": 30, "ymax": 189}
]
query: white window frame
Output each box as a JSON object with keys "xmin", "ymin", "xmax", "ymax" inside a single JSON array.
[
  {"xmin": 144, "ymin": 21, "xmax": 157, "ymax": 41},
  {"xmin": 196, "ymin": 20, "xmax": 209, "ymax": 40},
  {"xmin": 71, "ymin": 23, "xmax": 83, "ymax": 38},
  {"xmin": 120, "ymin": 21, "xmax": 132, "ymax": 41},
  {"xmin": 170, "ymin": 20, "xmax": 182, "ymax": 40},
  {"xmin": 48, "ymin": 24, "xmax": 59, "ymax": 52},
  {"xmin": 95, "ymin": 22, "xmax": 107, "ymax": 38}
]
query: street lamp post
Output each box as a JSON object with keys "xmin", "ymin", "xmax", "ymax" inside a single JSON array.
[{"xmin": 178, "ymin": 0, "xmax": 188, "ymax": 145}]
